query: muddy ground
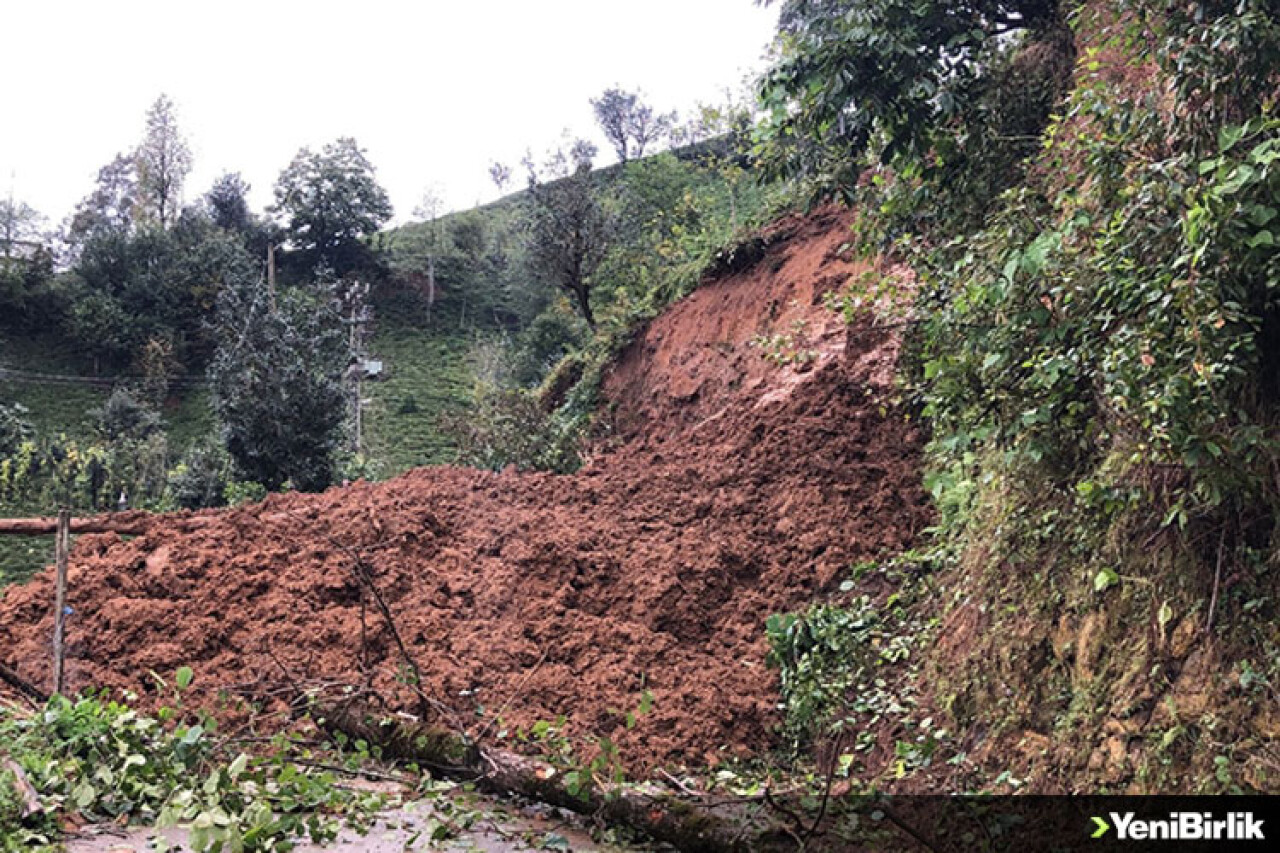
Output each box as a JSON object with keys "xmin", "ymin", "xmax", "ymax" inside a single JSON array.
[{"xmin": 0, "ymin": 208, "xmax": 930, "ymax": 771}]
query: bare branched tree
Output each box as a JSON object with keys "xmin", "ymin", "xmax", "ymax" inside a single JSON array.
[
  {"xmin": 591, "ymin": 88, "xmax": 677, "ymax": 162},
  {"xmin": 522, "ymin": 140, "xmax": 612, "ymax": 329},
  {"xmin": 135, "ymin": 95, "xmax": 193, "ymax": 229}
]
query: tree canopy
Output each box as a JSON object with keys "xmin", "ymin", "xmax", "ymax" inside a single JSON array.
[
  {"xmin": 209, "ymin": 275, "xmax": 348, "ymax": 492},
  {"xmin": 757, "ymin": 0, "xmax": 1062, "ymax": 189},
  {"xmin": 272, "ymin": 137, "xmax": 393, "ymax": 278}
]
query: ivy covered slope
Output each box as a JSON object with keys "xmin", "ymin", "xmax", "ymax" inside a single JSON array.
[{"xmin": 761, "ymin": 0, "xmax": 1280, "ymax": 791}]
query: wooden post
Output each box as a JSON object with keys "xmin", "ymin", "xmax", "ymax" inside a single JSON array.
[{"xmin": 51, "ymin": 509, "xmax": 70, "ymax": 695}]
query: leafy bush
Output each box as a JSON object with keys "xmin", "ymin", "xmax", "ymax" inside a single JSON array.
[
  {"xmin": 766, "ymin": 596, "xmax": 916, "ymax": 751},
  {"xmin": 168, "ymin": 440, "xmax": 233, "ymax": 510},
  {"xmin": 907, "ymin": 7, "xmax": 1280, "ymax": 531},
  {"xmin": 223, "ymin": 479, "xmax": 268, "ymax": 507},
  {"xmin": 509, "ymin": 308, "xmax": 591, "ymax": 388},
  {"xmin": 445, "ymin": 385, "xmax": 583, "ymax": 474},
  {"xmin": 0, "ymin": 402, "xmax": 32, "ymax": 457},
  {"xmin": 92, "ymin": 386, "xmax": 162, "ymax": 443},
  {"xmin": 209, "ymin": 277, "xmax": 348, "ymax": 492}
]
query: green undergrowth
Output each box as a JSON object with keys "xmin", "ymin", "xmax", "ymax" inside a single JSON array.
[
  {"xmin": 765, "ymin": 546, "xmax": 958, "ymax": 788},
  {"xmin": 759, "ymin": 0, "xmax": 1280, "ymax": 792},
  {"xmin": 0, "ymin": 679, "xmax": 391, "ymax": 852}
]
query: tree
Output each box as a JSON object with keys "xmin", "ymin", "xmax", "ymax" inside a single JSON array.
[
  {"xmin": 591, "ymin": 88, "xmax": 676, "ymax": 163},
  {"xmin": 412, "ymin": 186, "xmax": 445, "ymax": 311},
  {"xmin": 206, "ymin": 172, "xmax": 272, "ymax": 268},
  {"xmin": 209, "ymin": 274, "xmax": 348, "ymax": 492},
  {"xmin": 757, "ymin": 0, "xmax": 1063, "ymax": 189},
  {"xmin": 206, "ymin": 172, "xmax": 254, "ymax": 234},
  {"xmin": 523, "ymin": 140, "xmax": 612, "ymax": 329},
  {"xmin": 271, "ymin": 137, "xmax": 393, "ymax": 278},
  {"xmin": 67, "ymin": 153, "xmax": 138, "ymax": 244},
  {"xmin": 0, "ymin": 197, "xmax": 45, "ymax": 258},
  {"xmin": 135, "ymin": 95, "xmax": 193, "ymax": 229},
  {"xmin": 64, "ymin": 199, "xmax": 258, "ymax": 370}
]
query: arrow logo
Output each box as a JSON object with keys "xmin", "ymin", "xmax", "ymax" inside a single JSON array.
[{"xmin": 1091, "ymin": 816, "xmax": 1111, "ymax": 838}]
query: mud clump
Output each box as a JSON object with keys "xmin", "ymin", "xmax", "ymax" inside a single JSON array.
[{"xmin": 0, "ymin": 208, "xmax": 931, "ymax": 770}]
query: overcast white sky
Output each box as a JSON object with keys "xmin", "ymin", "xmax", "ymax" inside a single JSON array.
[{"xmin": 0, "ymin": 0, "xmax": 779, "ymax": 229}]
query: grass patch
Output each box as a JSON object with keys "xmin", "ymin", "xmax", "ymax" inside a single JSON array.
[
  {"xmin": 0, "ymin": 535, "xmax": 52, "ymax": 586},
  {"xmin": 362, "ymin": 304, "xmax": 481, "ymax": 476}
]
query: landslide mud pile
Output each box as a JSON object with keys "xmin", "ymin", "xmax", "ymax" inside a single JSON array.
[{"xmin": 0, "ymin": 209, "xmax": 931, "ymax": 769}]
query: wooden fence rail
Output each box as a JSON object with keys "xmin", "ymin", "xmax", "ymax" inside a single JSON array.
[{"xmin": 0, "ymin": 512, "xmax": 153, "ymax": 536}]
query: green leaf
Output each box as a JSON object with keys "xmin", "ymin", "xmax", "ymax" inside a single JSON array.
[
  {"xmin": 227, "ymin": 752, "xmax": 249, "ymax": 779},
  {"xmin": 1094, "ymin": 567, "xmax": 1119, "ymax": 593},
  {"xmin": 174, "ymin": 666, "xmax": 194, "ymax": 690},
  {"xmin": 1198, "ymin": 157, "xmax": 1223, "ymax": 175},
  {"xmin": 1218, "ymin": 123, "xmax": 1245, "ymax": 152},
  {"xmin": 72, "ymin": 780, "xmax": 97, "ymax": 809}
]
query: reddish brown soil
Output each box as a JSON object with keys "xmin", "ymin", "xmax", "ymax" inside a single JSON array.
[{"xmin": 0, "ymin": 208, "xmax": 931, "ymax": 770}]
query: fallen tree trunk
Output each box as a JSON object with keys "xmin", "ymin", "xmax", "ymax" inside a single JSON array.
[
  {"xmin": 315, "ymin": 702, "xmax": 801, "ymax": 852},
  {"xmin": 0, "ymin": 511, "xmax": 154, "ymax": 536}
]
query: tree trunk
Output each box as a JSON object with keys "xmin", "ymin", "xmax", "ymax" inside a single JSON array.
[
  {"xmin": 315, "ymin": 703, "xmax": 798, "ymax": 852},
  {"xmin": 427, "ymin": 255, "xmax": 436, "ymax": 309},
  {"xmin": 576, "ymin": 285, "xmax": 596, "ymax": 331}
]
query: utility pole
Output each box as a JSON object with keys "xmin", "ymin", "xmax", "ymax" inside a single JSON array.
[
  {"xmin": 347, "ymin": 281, "xmax": 371, "ymax": 454},
  {"xmin": 350, "ymin": 296, "xmax": 362, "ymax": 454},
  {"xmin": 266, "ymin": 243, "xmax": 278, "ymax": 311}
]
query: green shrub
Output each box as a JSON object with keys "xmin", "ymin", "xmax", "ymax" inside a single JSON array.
[
  {"xmin": 168, "ymin": 440, "xmax": 233, "ymax": 510},
  {"xmin": 445, "ymin": 385, "xmax": 583, "ymax": 474},
  {"xmin": 766, "ymin": 598, "xmax": 884, "ymax": 749},
  {"xmin": 0, "ymin": 402, "xmax": 32, "ymax": 457}
]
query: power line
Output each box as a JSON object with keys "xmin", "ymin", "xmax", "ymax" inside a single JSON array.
[
  {"xmin": 0, "ymin": 366, "xmax": 209, "ymax": 389},
  {"xmin": 0, "ymin": 366, "xmax": 476, "ymax": 401}
]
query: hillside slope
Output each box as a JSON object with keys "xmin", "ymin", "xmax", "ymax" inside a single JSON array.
[{"xmin": 0, "ymin": 208, "xmax": 930, "ymax": 769}]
